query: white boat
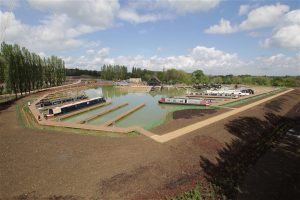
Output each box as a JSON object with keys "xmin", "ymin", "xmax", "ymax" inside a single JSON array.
[
  {"xmin": 114, "ymin": 81, "xmax": 129, "ymax": 86},
  {"xmin": 206, "ymin": 89, "xmax": 250, "ymax": 96},
  {"xmin": 158, "ymin": 97, "xmax": 210, "ymax": 106},
  {"xmin": 187, "ymin": 92, "xmax": 239, "ymax": 99}
]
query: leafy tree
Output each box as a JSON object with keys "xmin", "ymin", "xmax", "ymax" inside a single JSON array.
[
  {"xmin": 101, "ymin": 65, "xmax": 128, "ymax": 80},
  {"xmin": 192, "ymin": 70, "xmax": 208, "ymax": 84},
  {"xmin": 0, "ymin": 42, "xmax": 66, "ymax": 97}
]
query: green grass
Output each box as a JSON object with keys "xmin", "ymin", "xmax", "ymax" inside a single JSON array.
[
  {"xmin": 16, "ymin": 104, "xmax": 27, "ymax": 128},
  {"xmin": 220, "ymin": 88, "xmax": 285, "ymax": 107},
  {"xmin": 171, "ymin": 185, "xmax": 203, "ymax": 200},
  {"xmin": 170, "ymin": 183, "xmax": 221, "ymax": 200},
  {"xmin": 0, "ymin": 95, "xmax": 16, "ymax": 103},
  {"xmin": 168, "ymin": 181, "xmax": 216, "ymax": 200}
]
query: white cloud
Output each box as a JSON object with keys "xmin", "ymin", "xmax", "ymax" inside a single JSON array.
[
  {"xmin": 254, "ymin": 53, "xmax": 300, "ymax": 75},
  {"xmin": 205, "ymin": 18, "xmax": 238, "ymax": 34},
  {"xmin": 206, "ymin": 3, "xmax": 290, "ymax": 34},
  {"xmin": 205, "ymin": 3, "xmax": 299, "ymax": 51},
  {"xmin": 239, "ymin": 3, "xmax": 290, "ymax": 30},
  {"xmin": 27, "ymin": 0, "xmax": 120, "ymax": 29},
  {"xmin": 64, "ymin": 45, "xmax": 243, "ymax": 74},
  {"xmin": 158, "ymin": 0, "xmax": 220, "ymax": 14},
  {"xmin": 64, "ymin": 45, "xmax": 300, "ymax": 76},
  {"xmin": 239, "ymin": 5, "xmax": 250, "ymax": 15},
  {"xmin": 0, "ymin": 0, "xmax": 222, "ymax": 55},
  {"xmin": 118, "ymin": 9, "xmax": 170, "ymax": 23},
  {"xmin": 118, "ymin": 0, "xmax": 220, "ymax": 23},
  {"xmin": 262, "ymin": 10, "xmax": 300, "ymax": 50},
  {"xmin": 0, "ymin": 11, "xmax": 97, "ymax": 53}
]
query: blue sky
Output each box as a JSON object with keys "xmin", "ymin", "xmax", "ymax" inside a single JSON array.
[{"xmin": 0, "ymin": 0, "xmax": 299, "ymax": 75}]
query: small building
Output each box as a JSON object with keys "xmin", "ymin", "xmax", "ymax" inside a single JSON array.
[
  {"xmin": 128, "ymin": 78, "xmax": 142, "ymax": 84},
  {"xmin": 147, "ymin": 76, "xmax": 161, "ymax": 86}
]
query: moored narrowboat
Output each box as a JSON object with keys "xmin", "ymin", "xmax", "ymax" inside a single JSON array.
[
  {"xmin": 186, "ymin": 92, "xmax": 239, "ymax": 99},
  {"xmin": 159, "ymin": 97, "xmax": 210, "ymax": 106},
  {"xmin": 47, "ymin": 96, "xmax": 105, "ymax": 117}
]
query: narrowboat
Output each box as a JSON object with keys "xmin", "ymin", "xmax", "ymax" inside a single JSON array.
[
  {"xmin": 205, "ymin": 89, "xmax": 250, "ymax": 96},
  {"xmin": 159, "ymin": 97, "xmax": 210, "ymax": 106},
  {"xmin": 39, "ymin": 94, "xmax": 88, "ymax": 107},
  {"xmin": 186, "ymin": 92, "xmax": 239, "ymax": 99},
  {"xmin": 114, "ymin": 81, "xmax": 129, "ymax": 86},
  {"xmin": 47, "ymin": 96, "xmax": 105, "ymax": 117}
]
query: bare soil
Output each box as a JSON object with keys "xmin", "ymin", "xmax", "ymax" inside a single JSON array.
[
  {"xmin": 152, "ymin": 108, "xmax": 228, "ymax": 135},
  {"xmin": 0, "ymin": 89, "xmax": 299, "ymax": 199}
]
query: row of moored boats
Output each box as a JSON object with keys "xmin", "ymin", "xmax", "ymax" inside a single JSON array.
[
  {"xmin": 158, "ymin": 88, "xmax": 254, "ymax": 106},
  {"xmin": 38, "ymin": 87, "xmax": 254, "ymax": 118}
]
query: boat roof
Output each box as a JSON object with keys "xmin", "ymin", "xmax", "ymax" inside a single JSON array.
[{"xmin": 52, "ymin": 96, "xmax": 104, "ymax": 109}]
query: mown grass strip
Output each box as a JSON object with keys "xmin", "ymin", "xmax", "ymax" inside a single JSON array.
[{"xmin": 221, "ymin": 88, "xmax": 285, "ymax": 107}]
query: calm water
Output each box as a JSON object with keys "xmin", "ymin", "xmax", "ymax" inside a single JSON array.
[{"xmin": 62, "ymin": 86, "xmax": 206, "ymax": 129}]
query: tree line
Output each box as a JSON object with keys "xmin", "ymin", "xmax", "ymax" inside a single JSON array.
[
  {"xmin": 98, "ymin": 65, "xmax": 299, "ymax": 87},
  {"xmin": 204, "ymin": 74, "xmax": 300, "ymax": 87},
  {"xmin": 101, "ymin": 64, "xmax": 128, "ymax": 80},
  {"xmin": 65, "ymin": 68, "xmax": 100, "ymax": 77},
  {"xmin": 0, "ymin": 43, "xmax": 66, "ymax": 96}
]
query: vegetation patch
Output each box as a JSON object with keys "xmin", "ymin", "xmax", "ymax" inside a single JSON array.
[{"xmin": 170, "ymin": 183, "xmax": 219, "ymax": 200}]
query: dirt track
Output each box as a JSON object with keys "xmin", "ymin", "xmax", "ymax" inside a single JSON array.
[{"xmin": 0, "ymin": 89, "xmax": 299, "ymax": 199}]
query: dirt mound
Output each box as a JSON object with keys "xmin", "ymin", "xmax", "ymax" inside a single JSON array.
[{"xmin": 173, "ymin": 109, "xmax": 217, "ymax": 120}]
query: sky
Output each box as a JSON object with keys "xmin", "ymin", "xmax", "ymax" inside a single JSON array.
[{"xmin": 0, "ymin": 0, "xmax": 299, "ymax": 75}]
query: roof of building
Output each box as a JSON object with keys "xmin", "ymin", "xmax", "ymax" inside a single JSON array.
[{"xmin": 148, "ymin": 76, "xmax": 161, "ymax": 82}]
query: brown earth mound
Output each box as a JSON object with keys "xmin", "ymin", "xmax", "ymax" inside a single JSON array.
[{"xmin": 173, "ymin": 109, "xmax": 217, "ymax": 120}]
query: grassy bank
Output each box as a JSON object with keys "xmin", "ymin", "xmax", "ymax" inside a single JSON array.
[{"xmin": 220, "ymin": 88, "xmax": 285, "ymax": 107}]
